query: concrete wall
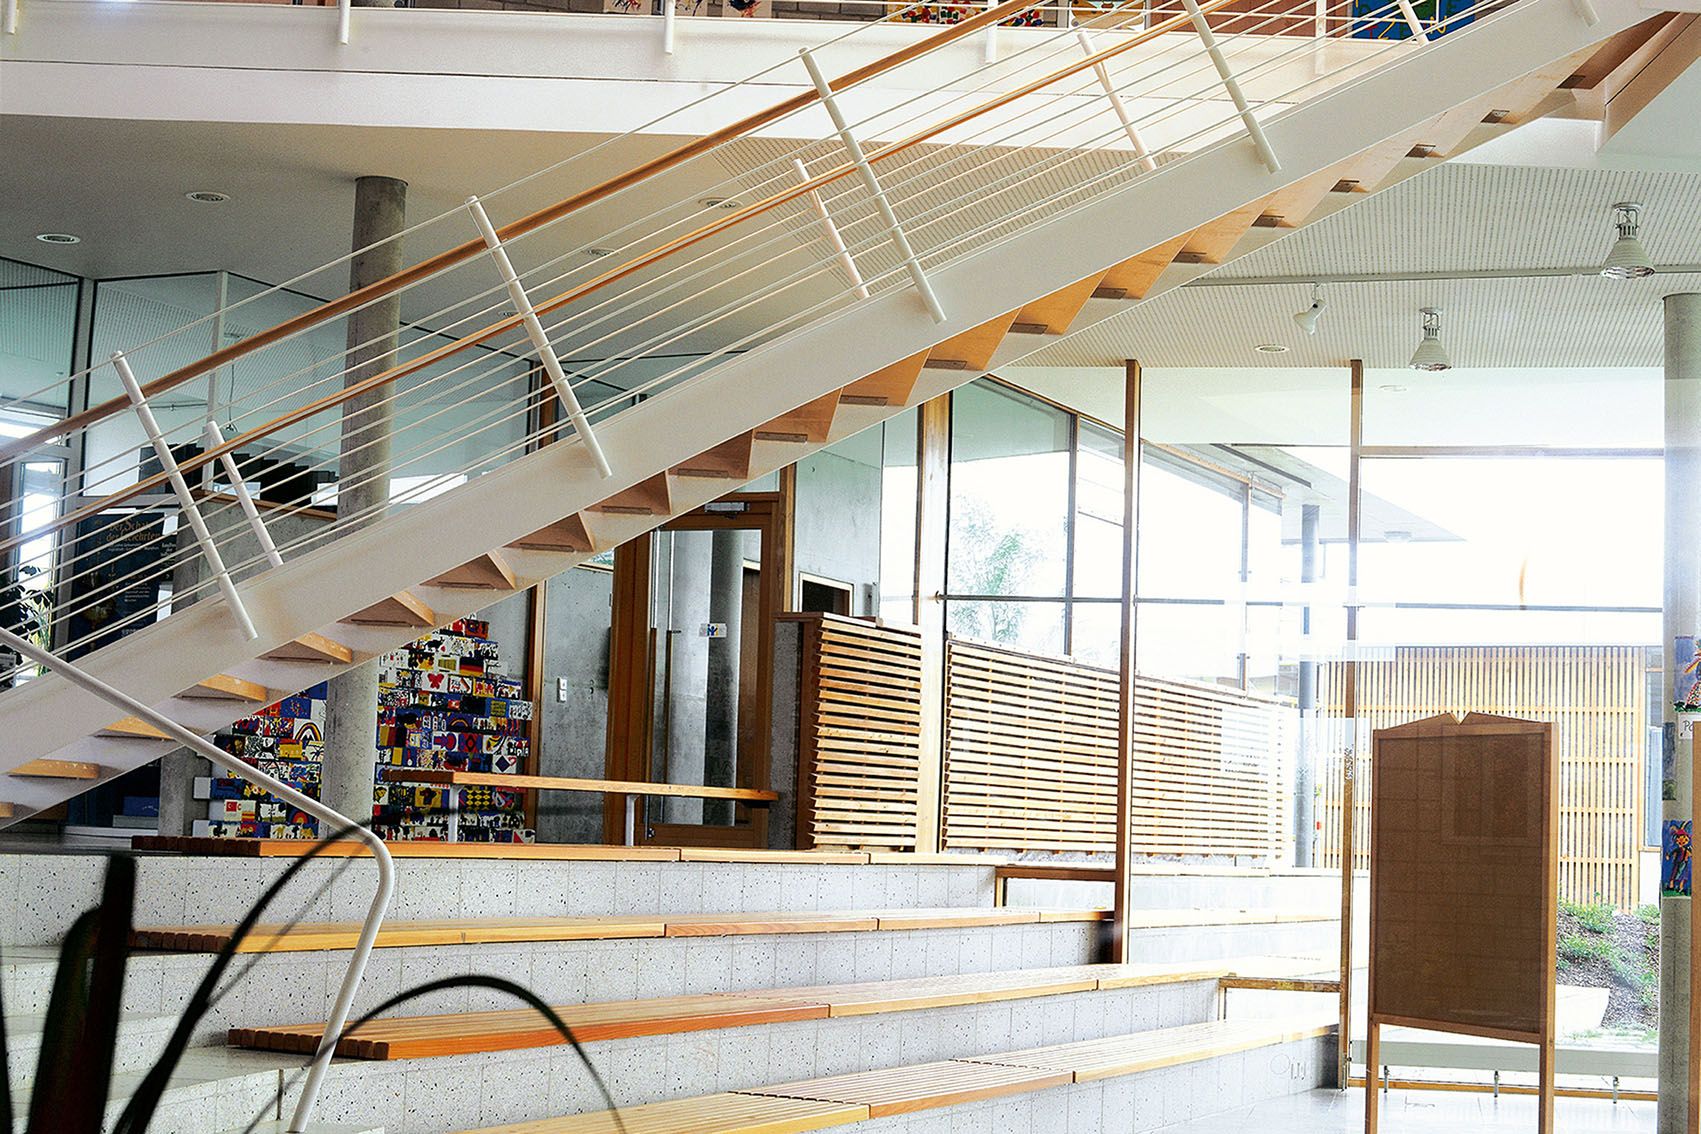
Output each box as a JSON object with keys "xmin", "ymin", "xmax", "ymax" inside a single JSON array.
[
  {"xmin": 793, "ymin": 426, "xmax": 884, "ymax": 613},
  {"xmin": 536, "ymin": 565, "xmax": 615, "ymax": 844}
]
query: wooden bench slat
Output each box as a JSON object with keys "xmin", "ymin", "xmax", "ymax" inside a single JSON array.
[
  {"xmin": 472, "ymin": 1093, "xmax": 866, "ymax": 1133},
  {"xmin": 751, "ymin": 1060, "xmax": 1071, "ymax": 1118},
  {"xmin": 232, "ymin": 959, "xmax": 1294, "ymax": 1061},
  {"xmin": 962, "ymin": 1016, "xmax": 1337, "ymax": 1083}
]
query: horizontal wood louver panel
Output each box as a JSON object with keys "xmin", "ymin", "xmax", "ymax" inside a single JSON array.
[
  {"xmin": 941, "ymin": 639, "xmax": 1288, "ymax": 858},
  {"xmin": 797, "ymin": 615, "xmax": 926, "ymax": 850}
]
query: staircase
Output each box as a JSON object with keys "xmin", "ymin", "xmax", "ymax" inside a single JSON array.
[
  {"xmin": 0, "ymin": 0, "xmax": 1669, "ymax": 825},
  {"xmin": 0, "ymin": 848, "xmax": 1346, "ymax": 1132}
]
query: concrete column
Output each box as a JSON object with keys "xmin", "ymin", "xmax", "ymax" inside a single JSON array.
[
  {"xmin": 1293, "ymin": 501, "xmax": 1319, "ymax": 867},
  {"xmin": 1661, "ymin": 292, "xmax": 1701, "ymax": 1134},
  {"xmin": 659, "ymin": 530, "xmax": 712, "ymax": 825},
  {"xmin": 321, "ymin": 175, "xmax": 407, "ymax": 828},
  {"xmin": 702, "ymin": 528, "xmax": 745, "ymax": 826}
]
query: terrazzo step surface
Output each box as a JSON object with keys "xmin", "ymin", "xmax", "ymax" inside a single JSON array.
[
  {"xmin": 5, "ymin": 1006, "xmax": 180, "ymax": 1093},
  {"xmin": 0, "ymin": 852, "xmax": 999, "ymax": 949},
  {"xmin": 9, "ymin": 1046, "xmax": 292, "ymax": 1134}
]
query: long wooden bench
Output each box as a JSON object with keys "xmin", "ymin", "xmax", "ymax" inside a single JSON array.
[
  {"xmin": 382, "ymin": 769, "xmax": 778, "ymax": 845},
  {"xmin": 462, "ymin": 1014, "xmax": 1338, "ymax": 1132},
  {"xmin": 130, "ymin": 906, "xmax": 1113, "ymax": 954},
  {"xmin": 230, "ymin": 957, "xmax": 1327, "ymax": 1060}
]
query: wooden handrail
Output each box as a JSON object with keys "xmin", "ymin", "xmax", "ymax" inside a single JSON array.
[
  {"xmin": 0, "ymin": 0, "xmax": 1086, "ymax": 472},
  {"xmin": 0, "ymin": 0, "xmax": 1241, "ymax": 564}
]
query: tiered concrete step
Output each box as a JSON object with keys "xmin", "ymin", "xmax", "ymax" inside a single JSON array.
[{"xmin": 455, "ymin": 1015, "xmax": 1337, "ymax": 1133}]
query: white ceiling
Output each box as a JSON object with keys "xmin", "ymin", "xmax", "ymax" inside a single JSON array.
[{"xmin": 1016, "ymin": 161, "xmax": 1701, "ymax": 369}]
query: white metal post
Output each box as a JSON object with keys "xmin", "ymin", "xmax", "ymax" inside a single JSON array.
[
  {"xmin": 1570, "ymin": 0, "xmax": 1599, "ymax": 24},
  {"xmin": 1075, "ymin": 26, "xmax": 1158, "ymax": 173},
  {"xmin": 112, "ymin": 352, "xmax": 258, "ymax": 642},
  {"xmin": 3, "ymin": 0, "xmax": 16, "ymax": 36},
  {"xmin": 337, "ymin": 0, "xmax": 350, "ymax": 43},
  {"xmin": 464, "ymin": 196, "xmax": 613, "ymax": 479},
  {"xmin": 799, "ymin": 47, "xmax": 948, "ymax": 324},
  {"xmin": 983, "ymin": 0, "xmax": 999, "ymax": 64},
  {"xmin": 1177, "ymin": 0, "xmax": 1282, "ymax": 173},
  {"xmin": 202, "ymin": 420, "xmax": 284, "ymax": 570},
  {"xmin": 1394, "ymin": 0, "xmax": 1429, "ymax": 41},
  {"xmin": 0, "ymin": 626, "xmax": 393, "ymax": 1134},
  {"xmin": 793, "ymin": 159, "xmax": 869, "ymax": 300},
  {"xmin": 663, "ymin": 0, "xmax": 676, "ymax": 53}
]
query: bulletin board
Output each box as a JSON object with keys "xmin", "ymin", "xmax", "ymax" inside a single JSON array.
[{"xmin": 1365, "ymin": 712, "xmax": 1558, "ymax": 1133}]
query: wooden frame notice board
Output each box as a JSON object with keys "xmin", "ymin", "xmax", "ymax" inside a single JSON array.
[{"xmin": 1365, "ymin": 712, "xmax": 1558, "ymax": 1133}]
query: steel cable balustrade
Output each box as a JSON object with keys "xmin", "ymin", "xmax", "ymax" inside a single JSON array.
[
  {"xmin": 0, "ymin": 0, "xmax": 1211, "ymax": 612},
  {"xmin": 0, "ymin": 0, "xmax": 1496, "ymax": 673},
  {"xmin": 3, "ymin": 0, "xmax": 1435, "ymax": 669}
]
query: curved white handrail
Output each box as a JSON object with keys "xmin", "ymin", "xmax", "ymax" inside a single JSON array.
[{"xmin": 0, "ymin": 626, "xmax": 394, "ymax": 1134}]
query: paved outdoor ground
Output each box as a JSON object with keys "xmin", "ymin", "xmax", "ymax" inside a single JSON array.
[{"xmin": 1165, "ymin": 1088, "xmax": 1656, "ymax": 1132}]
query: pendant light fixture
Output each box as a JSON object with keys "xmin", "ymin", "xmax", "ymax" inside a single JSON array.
[
  {"xmin": 1292, "ymin": 282, "xmax": 1326, "ymax": 336},
  {"xmin": 1600, "ymin": 202, "xmax": 1655, "ymax": 279},
  {"xmin": 1409, "ymin": 307, "xmax": 1450, "ymax": 371}
]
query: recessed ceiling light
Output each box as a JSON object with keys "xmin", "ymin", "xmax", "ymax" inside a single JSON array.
[
  {"xmin": 1379, "ymin": 384, "xmax": 1407, "ymax": 393},
  {"xmin": 583, "ymin": 247, "xmax": 617, "ymax": 258},
  {"xmin": 1254, "ymin": 343, "xmax": 1289, "ymax": 354},
  {"xmin": 699, "ymin": 196, "xmax": 743, "ymax": 210},
  {"xmin": 35, "ymin": 232, "xmax": 80, "ymax": 245},
  {"xmin": 185, "ymin": 190, "xmax": 232, "ymax": 204}
]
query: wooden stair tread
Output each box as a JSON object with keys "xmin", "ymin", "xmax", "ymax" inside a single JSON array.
[
  {"xmin": 754, "ymin": 1059, "xmax": 1070, "ymax": 1118},
  {"xmin": 98, "ymin": 717, "xmax": 173, "ymax": 740},
  {"xmin": 963, "ymin": 1015, "xmax": 1336, "ymax": 1083},
  {"xmin": 232, "ymin": 957, "xmax": 1309, "ymax": 1060},
  {"xmin": 840, "ymin": 351, "xmax": 929, "ymax": 406},
  {"xmin": 0, "ymin": 802, "xmax": 14, "ymax": 818},
  {"xmin": 924, "ymin": 311, "xmax": 1020, "ymax": 371},
  {"xmin": 1096, "ymin": 234, "xmax": 1190, "ymax": 299},
  {"xmin": 344, "ymin": 590, "xmax": 436, "ymax": 628},
  {"xmin": 182, "ymin": 674, "xmax": 271, "ymax": 703},
  {"xmin": 10, "ymin": 759, "xmax": 102, "ymax": 780},
  {"xmin": 261, "ymin": 633, "xmax": 354, "ymax": 664},
  {"xmin": 674, "ymin": 433, "xmax": 757, "ymax": 479},
  {"xmin": 426, "ymin": 552, "xmax": 518, "ymax": 590},
  {"xmin": 755, "ymin": 392, "xmax": 842, "ymax": 444},
  {"xmin": 510, "ymin": 514, "xmax": 595, "ymax": 553},
  {"xmin": 125, "ymin": 836, "xmax": 984, "ymax": 865},
  {"xmin": 1012, "ymin": 275, "xmax": 1103, "ymax": 335},
  {"xmin": 591, "ymin": 472, "xmax": 673, "ymax": 515},
  {"xmin": 469, "ymin": 1093, "xmax": 865, "ymax": 1133},
  {"xmin": 133, "ymin": 906, "xmax": 1107, "ymax": 954}
]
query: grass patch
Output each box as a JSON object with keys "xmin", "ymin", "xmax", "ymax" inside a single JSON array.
[{"xmin": 1561, "ymin": 900, "xmax": 1617, "ymax": 934}]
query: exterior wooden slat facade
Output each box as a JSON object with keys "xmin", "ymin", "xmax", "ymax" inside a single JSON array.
[{"xmin": 1318, "ymin": 645, "xmax": 1648, "ymax": 909}]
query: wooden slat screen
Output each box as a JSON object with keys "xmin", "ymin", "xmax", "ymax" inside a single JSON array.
[
  {"xmin": 1318, "ymin": 646, "xmax": 1648, "ymax": 909},
  {"xmin": 795, "ymin": 615, "xmax": 924, "ymax": 849},
  {"xmin": 941, "ymin": 639, "xmax": 1290, "ymax": 858}
]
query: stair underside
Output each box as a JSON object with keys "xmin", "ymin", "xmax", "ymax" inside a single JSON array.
[{"xmin": 0, "ymin": 0, "xmax": 1652, "ymax": 827}]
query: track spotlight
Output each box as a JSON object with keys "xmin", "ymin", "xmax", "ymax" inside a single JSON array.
[
  {"xmin": 1409, "ymin": 307, "xmax": 1450, "ymax": 372},
  {"xmin": 1292, "ymin": 283, "xmax": 1326, "ymax": 336},
  {"xmin": 1600, "ymin": 202, "xmax": 1655, "ymax": 280}
]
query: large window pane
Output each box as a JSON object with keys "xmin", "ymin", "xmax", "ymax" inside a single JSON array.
[
  {"xmin": 947, "ymin": 598, "xmax": 1065, "ymax": 656},
  {"xmin": 0, "ymin": 258, "xmax": 77, "ymax": 422},
  {"xmin": 1137, "ymin": 453, "xmax": 1243, "ymax": 598},
  {"xmin": 947, "ymin": 382, "xmax": 1070, "ymax": 598},
  {"xmin": 879, "ymin": 410, "xmax": 919, "ymax": 624},
  {"xmin": 1357, "ymin": 457, "xmax": 1661, "ymax": 613},
  {"xmin": 1072, "ymin": 421, "xmax": 1123, "ymax": 599},
  {"xmin": 1362, "ymin": 367, "xmax": 1660, "ymax": 448}
]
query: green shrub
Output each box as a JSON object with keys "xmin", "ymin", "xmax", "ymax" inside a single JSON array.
[
  {"xmin": 1560, "ymin": 900, "xmax": 1616, "ymax": 934},
  {"xmin": 1636, "ymin": 904, "xmax": 1661, "ymax": 927},
  {"xmin": 1559, "ymin": 932, "xmax": 1616, "ymax": 965}
]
